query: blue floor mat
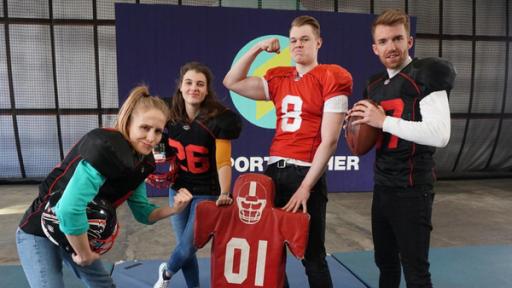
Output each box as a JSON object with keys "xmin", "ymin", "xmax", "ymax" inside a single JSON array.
[
  {"xmin": 333, "ymin": 245, "xmax": 512, "ymax": 288},
  {"xmin": 112, "ymin": 255, "xmax": 367, "ymax": 287},
  {"xmin": 0, "ymin": 262, "xmax": 113, "ymax": 288},
  {"xmin": 8, "ymin": 246, "xmax": 508, "ymax": 288}
]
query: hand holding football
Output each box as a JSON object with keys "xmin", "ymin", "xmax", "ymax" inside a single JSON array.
[{"xmin": 344, "ymin": 100, "xmax": 381, "ymax": 156}]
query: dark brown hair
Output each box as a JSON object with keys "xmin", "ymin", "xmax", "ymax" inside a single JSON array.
[{"xmin": 169, "ymin": 61, "xmax": 226, "ymax": 124}]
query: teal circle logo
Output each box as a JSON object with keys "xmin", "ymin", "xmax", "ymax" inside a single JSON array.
[{"xmin": 229, "ymin": 35, "xmax": 294, "ymax": 129}]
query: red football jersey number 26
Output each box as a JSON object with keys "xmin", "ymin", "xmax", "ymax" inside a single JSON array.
[{"xmin": 225, "ymin": 238, "xmax": 268, "ymax": 286}]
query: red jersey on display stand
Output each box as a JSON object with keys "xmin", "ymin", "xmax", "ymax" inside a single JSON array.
[{"xmin": 194, "ymin": 173, "xmax": 309, "ymax": 287}]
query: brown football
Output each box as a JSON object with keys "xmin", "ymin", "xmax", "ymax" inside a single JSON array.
[{"xmin": 345, "ymin": 100, "xmax": 381, "ymax": 156}]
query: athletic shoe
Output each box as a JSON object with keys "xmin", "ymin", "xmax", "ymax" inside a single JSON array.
[{"xmin": 153, "ymin": 262, "xmax": 171, "ymax": 288}]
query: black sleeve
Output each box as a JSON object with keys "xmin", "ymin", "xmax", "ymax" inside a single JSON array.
[
  {"xmin": 413, "ymin": 57, "xmax": 456, "ymax": 95},
  {"xmin": 79, "ymin": 129, "xmax": 137, "ymax": 179},
  {"xmin": 208, "ymin": 109, "xmax": 243, "ymax": 140}
]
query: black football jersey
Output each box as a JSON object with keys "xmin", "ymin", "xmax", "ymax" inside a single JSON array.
[
  {"xmin": 166, "ymin": 110, "xmax": 242, "ymax": 195},
  {"xmin": 365, "ymin": 58, "xmax": 455, "ymax": 187},
  {"xmin": 19, "ymin": 128, "xmax": 155, "ymax": 236}
]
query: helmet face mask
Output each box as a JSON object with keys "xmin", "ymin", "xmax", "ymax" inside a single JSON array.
[
  {"xmin": 236, "ymin": 181, "xmax": 268, "ymax": 224},
  {"xmin": 41, "ymin": 197, "xmax": 119, "ymax": 255},
  {"xmin": 146, "ymin": 155, "xmax": 179, "ymax": 189},
  {"xmin": 89, "ymin": 223, "xmax": 120, "ymax": 254}
]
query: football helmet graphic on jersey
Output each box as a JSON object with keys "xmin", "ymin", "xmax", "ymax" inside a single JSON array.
[
  {"xmin": 194, "ymin": 173, "xmax": 309, "ymax": 287},
  {"xmin": 236, "ymin": 181, "xmax": 268, "ymax": 224}
]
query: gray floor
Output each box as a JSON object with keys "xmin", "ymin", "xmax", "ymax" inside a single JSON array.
[{"xmin": 1, "ymin": 178, "xmax": 511, "ymax": 266}]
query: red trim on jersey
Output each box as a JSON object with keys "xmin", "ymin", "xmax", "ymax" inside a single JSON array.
[
  {"xmin": 112, "ymin": 191, "xmax": 134, "ymax": 208},
  {"xmin": 409, "ymin": 143, "xmax": 416, "ymax": 186},
  {"xmin": 195, "ymin": 120, "xmax": 215, "ymax": 139},
  {"xmin": 408, "ymin": 98, "xmax": 419, "ymax": 186},
  {"xmin": 20, "ymin": 155, "xmax": 82, "ymax": 228},
  {"xmin": 432, "ymin": 167, "xmax": 437, "ymax": 182},
  {"xmin": 367, "ymin": 76, "xmax": 386, "ymax": 93},
  {"xmin": 399, "ymin": 72, "xmax": 420, "ymax": 94}
]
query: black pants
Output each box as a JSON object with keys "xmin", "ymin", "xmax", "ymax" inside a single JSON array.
[
  {"xmin": 372, "ymin": 185, "xmax": 434, "ymax": 288},
  {"xmin": 266, "ymin": 163, "xmax": 333, "ymax": 288}
]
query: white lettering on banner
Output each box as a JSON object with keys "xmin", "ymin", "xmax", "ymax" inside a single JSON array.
[
  {"xmin": 231, "ymin": 157, "xmax": 269, "ymax": 172},
  {"xmin": 230, "ymin": 156, "xmax": 360, "ymax": 172},
  {"xmin": 224, "ymin": 238, "xmax": 268, "ymax": 286},
  {"xmin": 327, "ymin": 155, "xmax": 360, "ymax": 171}
]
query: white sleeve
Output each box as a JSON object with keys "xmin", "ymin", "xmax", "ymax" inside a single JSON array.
[
  {"xmin": 382, "ymin": 90, "xmax": 451, "ymax": 147},
  {"xmin": 323, "ymin": 95, "xmax": 348, "ymax": 113},
  {"xmin": 261, "ymin": 77, "xmax": 270, "ymax": 100}
]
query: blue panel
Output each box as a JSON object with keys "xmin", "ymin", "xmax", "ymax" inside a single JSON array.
[{"xmin": 115, "ymin": 4, "xmax": 417, "ymax": 192}]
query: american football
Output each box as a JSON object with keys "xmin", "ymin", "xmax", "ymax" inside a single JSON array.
[{"xmin": 345, "ymin": 100, "xmax": 381, "ymax": 156}]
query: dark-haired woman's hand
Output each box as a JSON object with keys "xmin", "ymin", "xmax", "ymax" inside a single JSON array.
[{"xmin": 216, "ymin": 193, "xmax": 233, "ymax": 206}]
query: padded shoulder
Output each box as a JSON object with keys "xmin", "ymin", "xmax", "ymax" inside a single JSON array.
[
  {"xmin": 208, "ymin": 109, "xmax": 243, "ymax": 140},
  {"xmin": 366, "ymin": 72, "xmax": 387, "ymax": 86},
  {"xmin": 265, "ymin": 66, "xmax": 295, "ymax": 80},
  {"xmin": 320, "ymin": 64, "xmax": 353, "ymax": 81},
  {"xmin": 413, "ymin": 57, "xmax": 456, "ymax": 94},
  {"xmin": 317, "ymin": 64, "xmax": 350, "ymax": 78},
  {"xmin": 79, "ymin": 128, "xmax": 139, "ymax": 179},
  {"xmin": 364, "ymin": 72, "xmax": 387, "ymax": 97}
]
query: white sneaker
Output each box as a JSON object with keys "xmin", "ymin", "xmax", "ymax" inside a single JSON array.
[{"xmin": 153, "ymin": 262, "xmax": 171, "ymax": 288}]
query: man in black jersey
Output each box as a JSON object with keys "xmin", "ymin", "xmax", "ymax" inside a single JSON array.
[{"xmin": 348, "ymin": 9, "xmax": 456, "ymax": 288}]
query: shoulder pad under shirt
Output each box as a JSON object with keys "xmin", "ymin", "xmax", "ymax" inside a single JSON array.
[
  {"xmin": 79, "ymin": 128, "xmax": 145, "ymax": 179},
  {"xmin": 411, "ymin": 57, "xmax": 456, "ymax": 95},
  {"xmin": 207, "ymin": 109, "xmax": 242, "ymax": 140}
]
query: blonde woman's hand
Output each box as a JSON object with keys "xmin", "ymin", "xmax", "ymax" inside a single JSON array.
[{"xmin": 173, "ymin": 188, "xmax": 193, "ymax": 213}]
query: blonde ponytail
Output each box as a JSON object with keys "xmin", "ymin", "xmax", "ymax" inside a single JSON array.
[{"xmin": 115, "ymin": 85, "xmax": 170, "ymax": 140}]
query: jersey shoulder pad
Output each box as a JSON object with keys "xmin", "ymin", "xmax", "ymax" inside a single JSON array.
[
  {"xmin": 265, "ymin": 66, "xmax": 295, "ymax": 80},
  {"xmin": 79, "ymin": 128, "xmax": 138, "ymax": 178},
  {"xmin": 320, "ymin": 64, "xmax": 349, "ymax": 75},
  {"xmin": 413, "ymin": 57, "xmax": 456, "ymax": 94},
  {"xmin": 208, "ymin": 109, "xmax": 242, "ymax": 140},
  {"xmin": 365, "ymin": 72, "xmax": 387, "ymax": 95},
  {"xmin": 312, "ymin": 64, "xmax": 353, "ymax": 97},
  {"xmin": 319, "ymin": 64, "xmax": 353, "ymax": 80},
  {"xmin": 367, "ymin": 71, "xmax": 387, "ymax": 86}
]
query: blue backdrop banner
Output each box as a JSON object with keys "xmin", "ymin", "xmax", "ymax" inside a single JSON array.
[{"xmin": 115, "ymin": 4, "xmax": 415, "ymax": 193}]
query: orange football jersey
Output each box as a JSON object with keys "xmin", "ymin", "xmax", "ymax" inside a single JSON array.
[{"xmin": 264, "ymin": 64, "xmax": 353, "ymax": 162}]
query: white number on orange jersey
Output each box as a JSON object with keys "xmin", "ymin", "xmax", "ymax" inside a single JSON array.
[
  {"xmin": 281, "ymin": 95, "xmax": 303, "ymax": 132},
  {"xmin": 224, "ymin": 238, "xmax": 268, "ymax": 286}
]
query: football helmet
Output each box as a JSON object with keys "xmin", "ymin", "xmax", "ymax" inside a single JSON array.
[
  {"xmin": 41, "ymin": 197, "xmax": 119, "ymax": 255},
  {"xmin": 146, "ymin": 155, "xmax": 178, "ymax": 189}
]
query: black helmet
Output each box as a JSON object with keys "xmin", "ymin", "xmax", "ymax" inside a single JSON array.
[{"xmin": 41, "ymin": 197, "xmax": 119, "ymax": 255}]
